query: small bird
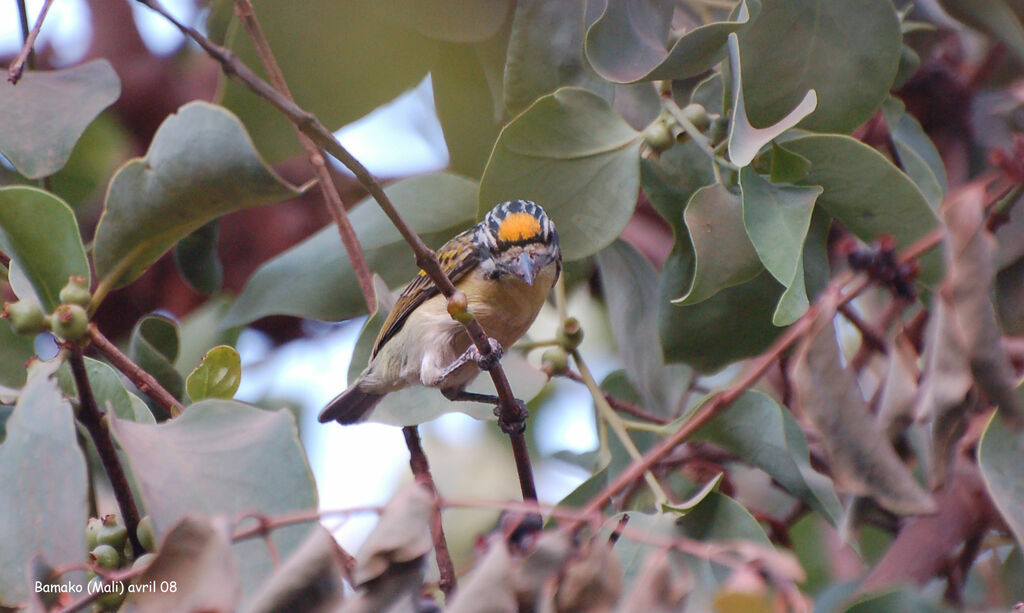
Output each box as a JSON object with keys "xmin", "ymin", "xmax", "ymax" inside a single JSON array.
[{"xmin": 319, "ymin": 200, "xmax": 561, "ymax": 425}]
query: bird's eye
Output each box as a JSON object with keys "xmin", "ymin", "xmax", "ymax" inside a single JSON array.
[{"xmin": 485, "ymin": 269, "xmax": 502, "ymax": 280}]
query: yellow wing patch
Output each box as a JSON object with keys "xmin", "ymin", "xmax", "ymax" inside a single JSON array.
[{"xmin": 497, "ymin": 212, "xmax": 542, "ymax": 243}]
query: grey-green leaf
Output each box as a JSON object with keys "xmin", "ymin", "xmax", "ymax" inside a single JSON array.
[
  {"xmin": 0, "ymin": 187, "xmax": 90, "ymax": 312},
  {"xmin": 224, "ymin": 172, "xmax": 478, "ymax": 327},
  {"xmin": 676, "ymin": 184, "xmax": 762, "ymax": 305},
  {"xmin": 93, "ymin": 102, "xmax": 304, "ymax": 289},
  {"xmin": 726, "ymin": 33, "xmax": 817, "ymax": 167},
  {"xmin": 881, "ymin": 97, "xmax": 947, "ymax": 209},
  {"xmin": 57, "ymin": 356, "xmax": 155, "ymax": 424},
  {"xmin": 479, "ymin": 87, "xmax": 642, "ymax": 260},
  {"xmin": 784, "ymin": 134, "xmax": 944, "ymax": 284},
  {"xmin": 736, "ymin": 0, "xmax": 901, "ymax": 133},
  {"xmin": 0, "ymin": 59, "xmax": 120, "ymax": 179},
  {"xmin": 0, "ymin": 361, "xmax": 87, "ymax": 607},
  {"xmin": 979, "ymin": 410, "xmax": 1024, "ymax": 552},
  {"xmin": 692, "ymin": 390, "xmax": 842, "ymax": 524},
  {"xmin": 586, "ymin": 0, "xmax": 756, "ymax": 83},
  {"xmin": 109, "ymin": 399, "xmax": 318, "ymax": 600},
  {"xmin": 129, "ymin": 315, "xmax": 184, "ymax": 407}
]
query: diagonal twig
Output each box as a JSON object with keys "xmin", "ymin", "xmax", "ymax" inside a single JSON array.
[
  {"xmin": 133, "ymin": 0, "xmax": 538, "ymax": 500},
  {"xmin": 402, "ymin": 426, "xmax": 457, "ymax": 598},
  {"xmin": 87, "ymin": 323, "xmax": 185, "ymax": 418},
  {"xmin": 8, "ymin": 0, "xmax": 55, "ymax": 83},
  {"xmin": 231, "ymin": 0, "xmax": 375, "ymax": 313}
]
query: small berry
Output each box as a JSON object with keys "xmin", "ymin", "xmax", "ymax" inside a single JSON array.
[
  {"xmin": 541, "ymin": 347, "xmax": 570, "ymax": 377},
  {"xmin": 86, "ymin": 517, "xmax": 103, "ymax": 549},
  {"xmin": 642, "ymin": 120, "xmax": 675, "ymax": 153},
  {"xmin": 136, "ymin": 515, "xmax": 157, "ymax": 553},
  {"xmin": 89, "ymin": 544, "xmax": 121, "ymax": 569},
  {"xmin": 50, "ymin": 303, "xmax": 88, "ymax": 342},
  {"xmin": 681, "ymin": 103, "xmax": 712, "ymax": 132},
  {"xmin": 58, "ymin": 275, "xmax": 91, "ymax": 308},
  {"xmin": 446, "ymin": 291, "xmax": 474, "ymax": 324},
  {"xmin": 556, "ymin": 318, "xmax": 584, "ymax": 350},
  {"xmin": 2, "ymin": 300, "xmax": 48, "ymax": 335},
  {"xmin": 96, "ymin": 514, "xmax": 127, "ymax": 550}
]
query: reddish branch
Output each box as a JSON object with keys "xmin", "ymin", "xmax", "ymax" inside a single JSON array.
[
  {"xmin": 7, "ymin": 0, "xmax": 54, "ymax": 83},
  {"xmin": 67, "ymin": 344, "xmax": 145, "ymax": 554},
  {"xmin": 134, "ymin": 0, "xmax": 538, "ymax": 501},
  {"xmin": 402, "ymin": 426, "xmax": 457, "ymax": 599},
  {"xmin": 87, "ymin": 323, "xmax": 184, "ymax": 417}
]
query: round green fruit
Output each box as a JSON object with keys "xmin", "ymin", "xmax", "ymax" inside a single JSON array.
[
  {"xmin": 136, "ymin": 516, "xmax": 157, "ymax": 553},
  {"xmin": 96, "ymin": 515, "xmax": 127, "ymax": 550},
  {"xmin": 58, "ymin": 275, "xmax": 92, "ymax": 308},
  {"xmin": 51, "ymin": 303, "xmax": 88, "ymax": 342},
  {"xmin": 3, "ymin": 301, "xmax": 48, "ymax": 335},
  {"xmin": 541, "ymin": 347, "xmax": 570, "ymax": 377},
  {"xmin": 89, "ymin": 544, "xmax": 121, "ymax": 570}
]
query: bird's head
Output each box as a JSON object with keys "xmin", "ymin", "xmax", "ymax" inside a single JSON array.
[{"xmin": 476, "ymin": 200, "xmax": 560, "ymax": 286}]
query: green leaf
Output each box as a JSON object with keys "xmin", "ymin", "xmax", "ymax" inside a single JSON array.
[
  {"xmin": 585, "ymin": 0, "xmax": 756, "ymax": 83},
  {"xmin": 504, "ymin": 0, "xmax": 613, "ymax": 116},
  {"xmin": 173, "ymin": 221, "xmax": 223, "ymax": 295},
  {"xmin": 692, "ymin": 390, "xmax": 842, "ymax": 524},
  {"xmin": 129, "ymin": 315, "xmax": 184, "ymax": 407},
  {"xmin": 740, "ymin": 168, "xmax": 822, "ymax": 325},
  {"xmin": 218, "ymin": 0, "xmax": 435, "ymax": 161},
  {"xmin": 433, "ymin": 40, "xmax": 507, "ymax": 179},
  {"xmin": 0, "ymin": 317, "xmax": 34, "ymax": 390},
  {"xmin": 224, "ymin": 172, "xmax": 478, "ymax": 327},
  {"xmin": 57, "ymin": 357, "xmax": 155, "ymax": 424},
  {"xmin": 784, "ymin": 134, "xmax": 944, "ymax": 284},
  {"xmin": 675, "ymin": 490, "xmax": 772, "ymax": 544},
  {"xmin": 0, "ymin": 361, "xmax": 87, "ymax": 607},
  {"xmin": 843, "ymin": 588, "xmax": 953, "ymax": 613},
  {"xmin": 174, "ymin": 295, "xmax": 241, "ymax": 379},
  {"xmin": 0, "ymin": 59, "xmax": 120, "ymax": 179},
  {"xmin": 676, "ymin": 184, "xmax": 763, "ymax": 305},
  {"xmin": 479, "ymin": 87, "xmax": 642, "ymax": 260},
  {"xmin": 938, "ymin": 0, "xmax": 1024, "ymax": 64},
  {"xmin": 792, "ymin": 296, "xmax": 935, "ymax": 515},
  {"xmin": 596, "ymin": 241, "xmax": 692, "ymax": 416},
  {"xmin": 736, "ymin": 0, "xmax": 901, "ymax": 133},
  {"xmin": 109, "ymin": 399, "xmax": 318, "ymax": 599},
  {"xmin": 186, "ymin": 345, "xmax": 241, "ymax": 401},
  {"xmin": 978, "ymin": 394, "xmax": 1024, "ymax": 552},
  {"xmin": 725, "ymin": 33, "xmax": 817, "ymax": 167},
  {"xmin": 0, "ymin": 187, "xmax": 89, "ymax": 312},
  {"xmin": 93, "ymin": 102, "xmax": 304, "ymax": 290},
  {"xmin": 769, "ymin": 142, "xmax": 811, "ymax": 184},
  {"xmin": 374, "ymin": 0, "xmax": 511, "ymax": 42},
  {"xmin": 880, "ymin": 97, "xmax": 947, "ymax": 209}
]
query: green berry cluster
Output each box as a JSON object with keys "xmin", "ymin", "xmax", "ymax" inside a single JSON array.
[
  {"xmin": 85, "ymin": 514, "xmax": 157, "ymax": 611},
  {"xmin": 2, "ymin": 276, "xmax": 91, "ymax": 342}
]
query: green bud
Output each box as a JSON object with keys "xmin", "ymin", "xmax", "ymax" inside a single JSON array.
[
  {"xmin": 86, "ymin": 517, "xmax": 103, "ymax": 550},
  {"xmin": 136, "ymin": 515, "xmax": 157, "ymax": 553},
  {"xmin": 50, "ymin": 303, "xmax": 88, "ymax": 342},
  {"xmin": 681, "ymin": 103, "xmax": 712, "ymax": 132},
  {"xmin": 2, "ymin": 300, "xmax": 49, "ymax": 335},
  {"xmin": 541, "ymin": 347, "xmax": 570, "ymax": 377},
  {"xmin": 89, "ymin": 544, "xmax": 121, "ymax": 570},
  {"xmin": 58, "ymin": 275, "xmax": 92, "ymax": 308},
  {"xmin": 556, "ymin": 317, "xmax": 584, "ymax": 350},
  {"xmin": 96, "ymin": 514, "xmax": 127, "ymax": 550},
  {"xmin": 642, "ymin": 120, "xmax": 675, "ymax": 153}
]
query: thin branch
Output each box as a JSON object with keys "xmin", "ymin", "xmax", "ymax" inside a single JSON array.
[
  {"xmin": 8, "ymin": 0, "xmax": 53, "ymax": 83},
  {"xmin": 563, "ymin": 370, "xmax": 669, "ymax": 424},
  {"xmin": 134, "ymin": 0, "xmax": 538, "ymax": 500},
  {"xmin": 575, "ymin": 224, "xmax": 948, "ymax": 523},
  {"xmin": 231, "ymin": 0, "xmax": 375, "ymax": 313},
  {"xmin": 402, "ymin": 426, "xmax": 457, "ymax": 599},
  {"xmin": 87, "ymin": 323, "xmax": 185, "ymax": 418},
  {"xmin": 67, "ymin": 344, "xmax": 145, "ymax": 555}
]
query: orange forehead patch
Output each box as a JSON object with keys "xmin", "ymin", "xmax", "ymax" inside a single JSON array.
[{"xmin": 497, "ymin": 212, "xmax": 542, "ymax": 243}]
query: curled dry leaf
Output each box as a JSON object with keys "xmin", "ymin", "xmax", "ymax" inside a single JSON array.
[
  {"xmin": 555, "ymin": 537, "xmax": 623, "ymax": 613},
  {"xmin": 129, "ymin": 515, "xmax": 240, "ymax": 613},
  {"xmin": 352, "ymin": 483, "xmax": 434, "ymax": 586},
  {"xmin": 792, "ymin": 291, "xmax": 935, "ymax": 515},
  {"xmin": 445, "ymin": 541, "xmax": 516, "ymax": 613},
  {"xmin": 614, "ymin": 550, "xmax": 689, "ymax": 613},
  {"xmin": 514, "ymin": 530, "xmax": 572, "ymax": 608}
]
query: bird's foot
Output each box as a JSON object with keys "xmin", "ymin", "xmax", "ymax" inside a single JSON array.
[{"xmin": 472, "ymin": 337, "xmax": 504, "ymax": 371}]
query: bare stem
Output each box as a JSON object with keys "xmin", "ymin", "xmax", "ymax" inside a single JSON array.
[
  {"xmin": 87, "ymin": 323, "xmax": 184, "ymax": 418},
  {"xmin": 133, "ymin": 0, "xmax": 538, "ymax": 500},
  {"xmin": 68, "ymin": 344, "xmax": 145, "ymax": 554},
  {"xmin": 563, "ymin": 370, "xmax": 669, "ymax": 424},
  {"xmin": 8, "ymin": 0, "xmax": 54, "ymax": 83},
  {"xmin": 402, "ymin": 426, "xmax": 457, "ymax": 598},
  {"xmin": 231, "ymin": 0, "xmax": 375, "ymax": 313}
]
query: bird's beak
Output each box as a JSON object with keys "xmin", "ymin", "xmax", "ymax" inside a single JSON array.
[{"xmin": 509, "ymin": 251, "xmax": 537, "ymax": 286}]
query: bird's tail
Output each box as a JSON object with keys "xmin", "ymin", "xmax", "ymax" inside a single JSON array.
[{"xmin": 318, "ymin": 385, "xmax": 384, "ymax": 424}]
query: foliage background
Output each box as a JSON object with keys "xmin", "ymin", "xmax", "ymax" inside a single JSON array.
[{"xmin": 2, "ymin": 0, "xmax": 1024, "ymax": 611}]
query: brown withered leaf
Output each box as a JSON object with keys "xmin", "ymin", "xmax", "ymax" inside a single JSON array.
[
  {"xmin": 351, "ymin": 483, "xmax": 434, "ymax": 586},
  {"xmin": 792, "ymin": 292, "xmax": 935, "ymax": 515},
  {"xmin": 555, "ymin": 537, "xmax": 623, "ymax": 613},
  {"xmin": 876, "ymin": 336, "xmax": 921, "ymax": 440},
  {"xmin": 243, "ymin": 526, "xmax": 347, "ymax": 613},
  {"xmin": 614, "ymin": 550, "xmax": 689, "ymax": 613},
  {"xmin": 445, "ymin": 541, "xmax": 517, "ymax": 613}
]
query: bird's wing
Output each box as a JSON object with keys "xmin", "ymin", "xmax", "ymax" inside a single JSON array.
[{"xmin": 371, "ymin": 228, "xmax": 480, "ymax": 358}]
